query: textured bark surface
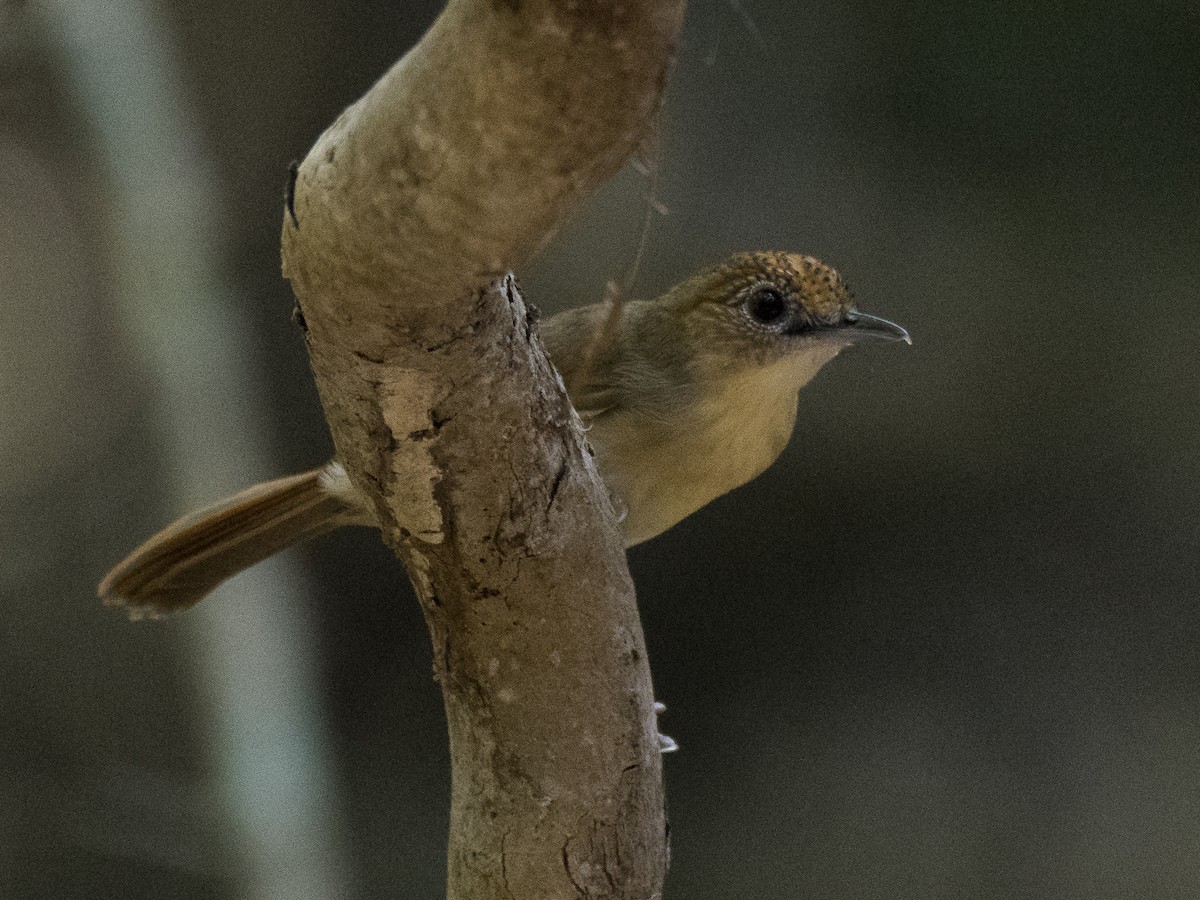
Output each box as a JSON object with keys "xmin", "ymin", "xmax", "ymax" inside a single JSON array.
[{"xmin": 280, "ymin": 1, "xmax": 686, "ymax": 896}]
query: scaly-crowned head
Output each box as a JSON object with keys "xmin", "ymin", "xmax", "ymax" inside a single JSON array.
[{"xmin": 666, "ymin": 252, "xmax": 910, "ymax": 371}]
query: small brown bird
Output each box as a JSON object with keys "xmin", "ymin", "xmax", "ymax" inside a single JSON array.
[{"xmin": 99, "ymin": 252, "xmax": 909, "ymax": 615}]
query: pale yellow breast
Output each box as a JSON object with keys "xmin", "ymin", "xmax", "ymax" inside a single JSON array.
[{"xmin": 589, "ymin": 360, "xmax": 810, "ymax": 546}]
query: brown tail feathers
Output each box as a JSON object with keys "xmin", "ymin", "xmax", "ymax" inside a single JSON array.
[{"xmin": 99, "ymin": 464, "xmax": 366, "ymax": 617}]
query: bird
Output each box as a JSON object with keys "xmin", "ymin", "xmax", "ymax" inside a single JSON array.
[{"xmin": 99, "ymin": 251, "xmax": 909, "ymax": 616}]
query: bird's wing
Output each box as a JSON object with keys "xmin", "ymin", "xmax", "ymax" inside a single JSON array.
[
  {"xmin": 569, "ymin": 383, "xmax": 621, "ymax": 423},
  {"xmin": 540, "ymin": 302, "xmax": 627, "ymax": 422}
]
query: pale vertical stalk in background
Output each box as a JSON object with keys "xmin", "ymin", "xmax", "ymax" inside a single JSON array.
[{"xmin": 40, "ymin": 2, "xmax": 351, "ymax": 896}]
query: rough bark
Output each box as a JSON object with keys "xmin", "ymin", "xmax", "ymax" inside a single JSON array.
[{"xmin": 280, "ymin": 1, "xmax": 686, "ymax": 897}]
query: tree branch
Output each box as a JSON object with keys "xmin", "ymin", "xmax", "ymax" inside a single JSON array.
[{"xmin": 280, "ymin": 1, "xmax": 685, "ymax": 896}]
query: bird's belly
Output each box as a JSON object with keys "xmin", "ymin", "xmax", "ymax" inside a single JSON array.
[{"xmin": 593, "ymin": 395, "xmax": 797, "ymax": 546}]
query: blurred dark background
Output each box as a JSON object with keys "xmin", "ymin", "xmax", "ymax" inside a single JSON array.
[{"xmin": 3, "ymin": 0, "xmax": 1199, "ymax": 897}]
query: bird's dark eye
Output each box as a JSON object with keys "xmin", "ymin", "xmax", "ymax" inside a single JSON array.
[{"xmin": 745, "ymin": 287, "xmax": 787, "ymax": 325}]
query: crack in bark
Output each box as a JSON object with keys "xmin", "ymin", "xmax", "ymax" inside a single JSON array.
[
  {"xmin": 500, "ymin": 829, "xmax": 517, "ymax": 900},
  {"xmin": 562, "ymin": 841, "xmax": 586, "ymax": 896},
  {"xmin": 547, "ymin": 457, "xmax": 569, "ymax": 511},
  {"xmin": 284, "ymin": 159, "xmax": 299, "ymax": 228}
]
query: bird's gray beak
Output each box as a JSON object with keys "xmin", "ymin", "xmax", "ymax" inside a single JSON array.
[{"xmin": 843, "ymin": 310, "xmax": 912, "ymax": 345}]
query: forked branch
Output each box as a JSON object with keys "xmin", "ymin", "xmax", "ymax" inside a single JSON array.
[{"xmin": 280, "ymin": 1, "xmax": 686, "ymax": 896}]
